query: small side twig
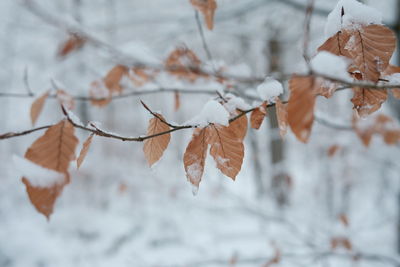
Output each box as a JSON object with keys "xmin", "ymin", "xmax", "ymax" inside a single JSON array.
[
  {"xmin": 140, "ymin": 100, "xmax": 180, "ymax": 129},
  {"xmin": 23, "ymin": 67, "xmax": 34, "ymax": 96},
  {"xmin": 194, "ymin": 10, "xmax": 214, "ymax": 64}
]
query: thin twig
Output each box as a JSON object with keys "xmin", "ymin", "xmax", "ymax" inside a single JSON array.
[
  {"xmin": 0, "ymin": 87, "xmax": 219, "ymax": 101},
  {"xmin": 21, "ymin": 0, "xmax": 266, "ymax": 84},
  {"xmin": 140, "ymin": 100, "xmax": 180, "ymax": 129},
  {"xmin": 23, "ymin": 67, "xmax": 34, "ymax": 96},
  {"xmin": 0, "ymin": 125, "xmax": 54, "ymax": 140},
  {"xmin": 194, "ymin": 10, "xmax": 214, "ymax": 63}
]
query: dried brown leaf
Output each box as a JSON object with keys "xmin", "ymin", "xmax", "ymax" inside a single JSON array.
[
  {"xmin": 143, "ymin": 114, "xmax": 171, "ymax": 166},
  {"xmin": 57, "ymin": 35, "xmax": 85, "ymax": 58},
  {"xmin": 228, "ymin": 111, "xmax": 248, "ymax": 141},
  {"xmin": 77, "ymin": 133, "xmax": 94, "ymax": 169},
  {"xmin": 174, "ymin": 91, "xmax": 181, "ymax": 111},
  {"xmin": 22, "ymin": 174, "xmax": 69, "ymax": 220},
  {"xmin": 331, "ymin": 237, "xmax": 352, "ymax": 251},
  {"xmin": 104, "ymin": 65, "xmax": 128, "ymax": 94},
  {"xmin": 344, "ymin": 25, "xmax": 396, "ymax": 83},
  {"xmin": 183, "ymin": 128, "xmax": 208, "ymax": 188},
  {"xmin": 263, "ymin": 247, "xmax": 281, "ymax": 267},
  {"xmin": 353, "ymin": 113, "xmax": 400, "ymax": 146},
  {"xmin": 351, "ymin": 87, "xmax": 387, "ymax": 117},
  {"xmin": 23, "ymin": 119, "xmax": 78, "ymax": 218},
  {"xmin": 318, "ymin": 31, "xmax": 351, "ymax": 57},
  {"xmin": 129, "ymin": 67, "xmax": 152, "ymax": 86},
  {"xmin": 206, "ymin": 124, "xmax": 244, "ymax": 180},
  {"xmin": 314, "ymin": 79, "xmax": 340, "ymax": 98},
  {"xmin": 165, "ymin": 46, "xmax": 205, "ymax": 81},
  {"xmin": 275, "ymin": 97, "xmax": 288, "ymax": 138},
  {"xmin": 190, "ymin": 0, "xmax": 217, "ymax": 30},
  {"xmin": 287, "ymin": 76, "xmax": 317, "ymax": 143},
  {"xmin": 327, "ymin": 145, "xmax": 341, "ymax": 157},
  {"xmin": 339, "ymin": 213, "xmax": 349, "ymax": 227},
  {"xmin": 25, "ymin": 120, "xmax": 78, "ymax": 172},
  {"xmin": 250, "ymin": 102, "xmax": 267, "ymax": 130},
  {"xmin": 30, "ymin": 90, "xmax": 49, "ymax": 126}
]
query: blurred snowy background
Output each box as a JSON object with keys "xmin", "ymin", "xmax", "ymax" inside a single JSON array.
[{"xmin": 1, "ymin": 0, "xmax": 400, "ymax": 266}]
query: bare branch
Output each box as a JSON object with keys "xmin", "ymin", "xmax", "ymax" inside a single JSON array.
[
  {"xmin": 0, "ymin": 87, "xmax": 219, "ymax": 101},
  {"xmin": 23, "ymin": 67, "xmax": 34, "ymax": 96},
  {"xmin": 21, "ymin": 0, "xmax": 266, "ymax": 84},
  {"xmin": 194, "ymin": 11, "xmax": 214, "ymax": 63},
  {"xmin": 300, "ymin": 72, "xmax": 400, "ymax": 90},
  {"xmin": 140, "ymin": 100, "xmax": 180, "ymax": 129},
  {"xmin": 0, "ymin": 125, "xmax": 54, "ymax": 140}
]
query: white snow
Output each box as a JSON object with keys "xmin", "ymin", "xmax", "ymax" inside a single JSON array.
[
  {"xmin": 311, "ymin": 51, "xmax": 352, "ymax": 82},
  {"xmin": 385, "ymin": 73, "xmax": 400, "ymax": 85},
  {"xmin": 185, "ymin": 100, "xmax": 230, "ymax": 127},
  {"xmin": 65, "ymin": 109, "xmax": 84, "ymax": 126},
  {"xmin": 325, "ymin": 0, "xmax": 382, "ymax": 38},
  {"xmin": 256, "ymin": 78, "xmax": 283, "ymax": 102},
  {"xmin": 12, "ymin": 155, "xmax": 65, "ymax": 187},
  {"xmin": 223, "ymin": 94, "xmax": 251, "ymax": 113},
  {"xmin": 187, "ymin": 162, "xmax": 203, "ymax": 186}
]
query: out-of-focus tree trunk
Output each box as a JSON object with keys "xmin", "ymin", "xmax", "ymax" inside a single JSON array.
[
  {"xmin": 73, "ymin": 0, "xmax": 89, "ymax": 124},
  {"xmin": 265, "ymin": 37, "xmax": 290, "ymax": 207},
  {"xmin": 238, "ymin": 31, "xmax": 266, "ymax": 197}
]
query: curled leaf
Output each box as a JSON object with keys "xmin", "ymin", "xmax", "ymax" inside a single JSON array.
[
  {"xmin": 174, "ymin": 91, "xmax": 181, "ymax": 111},
  {"xmin": 77, "ymin": 133, "xmax": 94, "ymax": 169},
  {"xmin": 30, "ymin": 90, "xmax": 49, "ymax": 126},
  {"xmin": 183, "ymin": 128, "xmax": 208, "ymax": 188},
  {"xmin": 250, "ymin": 102, "xmax": 267, "ymax": 129},
  {"xmin": 57, "ymin": 35, "xmax": 85, "ymax": 58},
  {"xmin": 287, "ymin": 76, "xmax": 317, "ymax": 143},
  {"xmin": 104, "ymin": 65, "xmax": 128, "ymax": 94}
]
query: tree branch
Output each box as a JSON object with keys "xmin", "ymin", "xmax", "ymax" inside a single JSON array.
[
  {"xmin": 0, "ymin": 87, "xmax": 219, "ymax": 101},
  {"xmin": 0, "ymin": 125, "xmax": 54, "ymax": 140},
  {"xmin": 194, "ymin": 11, "xmax": 214, "ymax": 63},
  {"xmin": 21, "ymin": 0, "xmax": 266, "ymax": 84}
]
